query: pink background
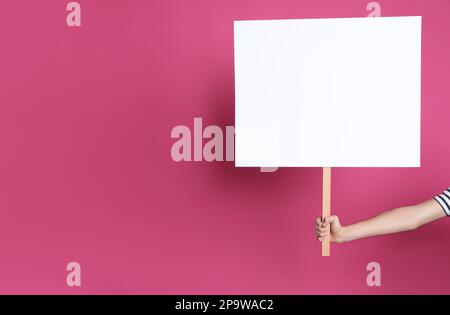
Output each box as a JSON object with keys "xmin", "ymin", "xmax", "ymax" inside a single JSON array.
[{"xmin": 0, "ymin": 0, "xmax": 449, "ymax": 294}]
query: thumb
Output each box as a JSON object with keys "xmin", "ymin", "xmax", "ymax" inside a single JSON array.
[{"xmin": 322, "ymin": 215, "xmax": 341, "ymax": 228}]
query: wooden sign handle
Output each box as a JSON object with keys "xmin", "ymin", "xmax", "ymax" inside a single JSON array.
[{"xmin": 322, "ymin": 167, "xmax": 331, "ymax": 256}]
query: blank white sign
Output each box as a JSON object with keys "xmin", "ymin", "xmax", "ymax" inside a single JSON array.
[{"xmin": 234, "ymin": 16, "xmax": 421, "ymax": 167}]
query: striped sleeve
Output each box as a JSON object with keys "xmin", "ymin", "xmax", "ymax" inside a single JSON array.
[{"xmin": 434, "ymin": 187, "xmax": 450, "ymax": 216}]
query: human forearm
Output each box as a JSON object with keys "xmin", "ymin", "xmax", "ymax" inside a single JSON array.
[{"xmin": 334, "ymin": 199, "xmax": 445, "ymax": 243}]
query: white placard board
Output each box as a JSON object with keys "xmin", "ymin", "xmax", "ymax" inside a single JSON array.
[{"xmin": 234, "ymin": 16, "xmax": 421, "ymax": 167}]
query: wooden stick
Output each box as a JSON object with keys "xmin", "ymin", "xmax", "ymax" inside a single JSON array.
[{"xmin": 322, "ymin": 167, "xmax": 331, "ymax": 256}]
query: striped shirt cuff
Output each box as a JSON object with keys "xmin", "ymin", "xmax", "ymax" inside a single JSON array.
[{"xmin": 434, "ymin": 188, "xmax": 450, "ymax": 216}]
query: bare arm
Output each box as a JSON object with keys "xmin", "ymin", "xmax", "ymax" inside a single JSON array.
[{"xmin": 316, "ymin": 199, "xmax": 446, "ymax": 243}]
